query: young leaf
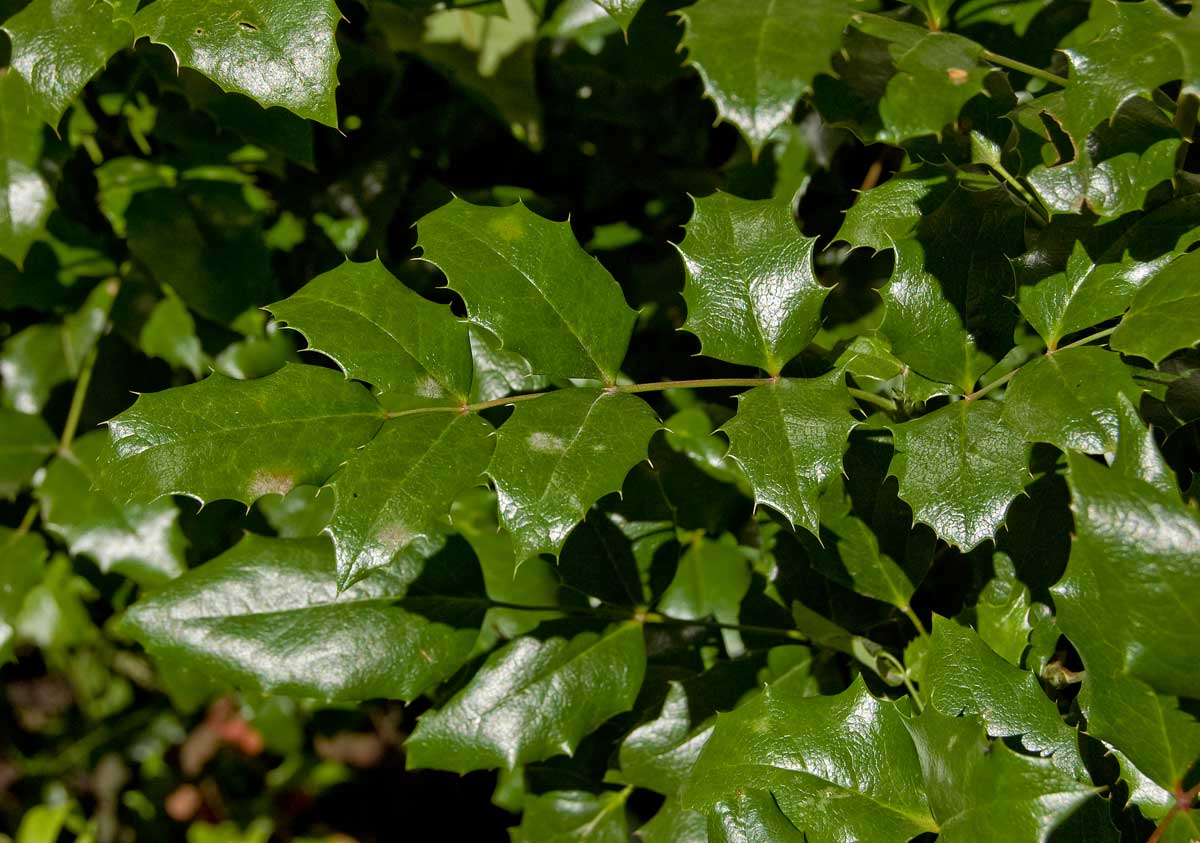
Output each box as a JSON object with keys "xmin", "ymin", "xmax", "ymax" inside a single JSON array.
[
  {"xmin": 676, "ymin": 193, "xmax": 826, "ymax": 374},
  {"xmin": 101, "ymin": 363, "xmax": 384, "ymax": 506},
  {"xmin": 487, "ymin": 389, "xmax": 660, "ymax": 563},
  {"xmin": 406, "ymin": 622, "xmax": 647, "ymax": 772},
  {"xmin": 683, "ymin": 677, "xmax": 937, "ymax": 842},
  {"xmin": 268, "ymin": 259, "xmax": 473, "ymax": 409},
  {"xmin": 0, "ymin": 74, "xmax": 54, "ymax": 267},
  {"xmin": 417, "ymin": 199, "xmax": 636, "ymax": 382},
  {"xmin": 325, "ymin": 412, "xmax": 495, "ymax": 589},
  {"xmin": 889, "ymin": 400, "xmax": 1030, "ymax": 550},
  {"xmin": 511, "ymin": 789, "xmax": 630, "ymax": 843},
  {"xmin": 122, "ymin": 534, "xmax": 485, "ymax": 702},
  {"xmin": 1111, "ymin": 249, "xmax": 1200, "ymax": 364},
  {"xmin": 0, "ymin": 409, "xmax": 56, "ymax": 500},
  {"xmin": 722, "ymin": 374, "xmax": 858, "ymax": 537}
]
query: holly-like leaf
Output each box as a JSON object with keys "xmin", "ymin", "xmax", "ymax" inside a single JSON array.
[
  {"xmin": 706, "ymin": 789, "xmax": 808, "ymax": 843},
  {"xmin": 467, "ymin": 325, "xmax": 549, "ymax": 404},
  {"xmin": 1053, "ymin": 452, "xmax": 1200, "ymax": 699},
  {"xmin": 0, "ymin": 528, "xmax": 47, "ymax": 662},
  {"xmin": 676, "ymin": 193, "xmax": 826, "ymax": 375},
  {"xmin": 971, "ymin": 553, "xmax": 1034, "ymax": 667},
  {"xmin": 1110, "ymin": 393, "xmax": 1174, "ymax": 494},
  {"xmin": 417, "ymin": 199, "xmax": 636, "ymax": 382},
  {"xmin": 1111, "ymin": 249, "xmax": 1200, "ymax": 364},
  {"xmin": 511, "ymin": 789, "xmax": 630, "ymax": 843},
  {"xmin": 889, "ymin": 400, "xmax": 1030, "ymax": 549},
  {"xmin": 589, "ymin": 0, "xmax": 645, "ymax": 31},
  {"xmin": 722, "ymin": 374, "xmax": 858, "ymax": 536},
  {"xmin": 0, "ymin": 74, "xmax": 54, "ymax": 267},
  {"xmin": 1003, "ymin": 346, "xmax": 1143, "ymax": 455},
  {"xmin": 268, "ymin": 259, "xmax": 473, "ymax": 409},
  {"xmin": 0, "ymin": 409, "xmax": 56, "ymax": 500},
  {"xmin": 487, "ymin": 389, "xmax": 660, "ymax": 563},
  {"xmin": 636, "ymin": 799, "xmax": 709, "ymax": 843},
  {"xmin": 683, "ymin": 677, "xmax": 937, "ymax": 842},
  {"xmin": 131, "ymin": 0, "xmax": 342, "ymax": 126},
  {"xmin": 36, "ymin": 432, "xmax": 186, "ymax": 587},
  {"xmin": 325, "ymin": 412, "xmax": 495, "ymax": 589},
  {"xmin": 100, "ymin": 363, "xmax": 384, "ymax": 506},
  {"xmin": 903, "ymin": 710, "xmax": 1094, "ymax": 843},
  {"xmin": 657, "ymin": 534, "xmax": 752, "ymax": 654},
  {"xmin": 837, "ymin": 164, "xmax": 955, "ymax": 252},
  {"xmin": 121, "ymin": 534, "xmax": 485, "ymax": 701},
  {"xmin": 926, "ymin": 616, "xmax": 1084, "ymax": 779},
  {"xmin": 140, "ymin": 291, "xmax": 205, "ymax": 378},
  {"xmin": 678, "ymin": 0, "xmax": 864, "ymax": 153},
  {"xmin": 0, "ymin": 324, "xmax": 71, "ymax": 414},
  {"xmin": 406, "ymin": 622, "xmax": 646, "ymax": 772}
]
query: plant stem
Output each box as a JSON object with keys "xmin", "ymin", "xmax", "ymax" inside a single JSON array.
[
  {"xmin": 901, "ymin": 605, "xmax": 930, "ymax": 640},
  {"xmin": 614, "ymin": 377, "xmax": 776, "ymax": 395},
  {"xmin": 1147, "ymin": 782, "xmax": 1200, "ymax": 843},
  {"xmin": 966, "ymin": 326, "xmax": 1117, "ymax": 402},
  {"xmin": 878, "ymin": 650, "xmax": 923, "ymax": 711},
  {"xmin": 980, "ymin": 49, "xmax": 1068, "ymax": 87},
  {"xmin": 59, "ymin": 346, "xmax": 99, "ymax": 455},
  {"xmin": 848, "ymin": 387, "xmax": 898, "ymax": 412},
  {"xmin": 988, "ymin": 160, "xmax": 1050, "ymax": 226}
]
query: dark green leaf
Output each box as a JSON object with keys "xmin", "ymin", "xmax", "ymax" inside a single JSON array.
[
  {"xmin": 0, "ymin": 73, "xmax": 54, "ymax": 267},
  {"xmin": 0, "ymin": 408, "xmax": 56, "ymax": 500},
  {"xmin": 1111, "ymin": 250, "xmax": 1200, "ymax": 364}
]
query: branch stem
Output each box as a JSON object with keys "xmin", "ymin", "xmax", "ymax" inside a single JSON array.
[
  {"xmin": 966, "ymin": 326, "xmax": 1117, "ymax": 402},
  {"xmin": 59, "ymin": 346, "xmax": 99, "ymax": 454},
  {"xmin": 980, "ymin": 49, "xmax": 1068, "ymax": 86}
]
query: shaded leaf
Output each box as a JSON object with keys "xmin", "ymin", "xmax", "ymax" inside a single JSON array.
[
  {"xmin": 1111, "ymin": 250, "xmax": 1200, "ymax": 364},
  {"xmin": 0, "ymin": 409, "xmax": 56, "ymax": 500},
  {"xmin": 0, "ymin": 73, "xmax": 54, "ymax": 267},
  {"xmin": 511, "ymin": 789, "xmax": 630, "ymax": 843}
]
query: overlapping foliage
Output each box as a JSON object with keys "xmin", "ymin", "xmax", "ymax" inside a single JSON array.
[{"xmin": 2, "ymin": 0, "xmax": 1198, "ymax": 840}]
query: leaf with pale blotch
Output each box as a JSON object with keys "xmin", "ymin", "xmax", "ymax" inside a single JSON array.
[
  {"xmin": 268, "ymin": 259, "xmax": 473, "ymax": 409},
  {"xmin": 131, "ymin": 0, "xmax": 342, "ymax": 126},
  {"xmin": 36, "ymin": 432, "xmax": 186, "ymax": 588},
  {"xmin": 406, "ymin": 622, "xmax": 646, "ymax": 772},
  {"xmin": 683, "ymin": 677, "xmax": 937, "ymax": 843},
  {"xmin": 1, "ymin": 0, "xmax": 132, "ymax": 128},
  {"xmin": 488, "ymin": 389, "xmax": 660, "ymax": 563},
  {"xmin": 0, "ymin": 409, "xmax": 56, "ymax": 501},
  {"xmin": 927, "ymin": 616, "xmax": 1085, "ymax": 780},
  {"xmin": 326, "ymin": 412, "xmax": 495, "ymax": 589},
  {"xmin": 903, "ymin": 710, "xmax": 1094, "ymax": 843},
  {"xmin": 121, "ymin": 534, "xmax": 485, "ymax": 702},
  {"xmin": 678, "ymin": 0, "xmax": 865, "ymax": 153},
  {"xmin": 511, "ymin": 789, "xmax": 630, "ymax": 843},
  {"xmin": 889, "ymin": 400, "xmax": 1030, "ymax": 550},
  {"xmin": 677, "ymin": 193, "xmax": 827, "ymax": 375},
  {"xmin": 1111, "ymin": 249, "xmax": 1200, "ymax": 364},
  {"xmin": 1003, "ymin": 346, "xmax": 1142, "ymax": 455},
  {"xmin": 417, "ymin": 199, "xmax": 636, "ymax": 382},
  {"xmin": 0, "ymin": 528, "xmax": 47, "ymax": 662},
  {"xmin": 1053, "ymin": 453, "xmax": 1200, "ymax": 699},
  {"xmin": 588, "ymin": 0, "xmax": 645, "ymax": 31},
  {"xmin": 722, "ymin": 374, "xmax": 858, "ymax": 536},
  {"xmin": 101, "ymin": 363, "xmax": 384, "ymax": 506},
  {"xmin": 0, "ymin": 74, "xmax": 54, "ymax": 267}
]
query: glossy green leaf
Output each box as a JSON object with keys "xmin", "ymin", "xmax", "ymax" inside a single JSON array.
[
  {"xmin": 417, "ymin": 199, "xmax": 636, "ymax": 382},
  {"xmin": 588, "ymin": 0, "xmax": 645, "ymax": 31},
  {"xmin": 889, "ymin": 400, "xmax": 1030, "ymax": 549},
  {"xmin": 1111, "ymin": 249, "xmax": 1200, "ymax": 364},
  {"xmin": 636, "ymin": 799, "xmax": 709, "ymax": 843},
  {"xmin": 122, "ymin": 534, "xmax": 484, "ymax": 701},
  {"xmin": 677, "ymin": 193, "xmax": 826, "ymax": 374},
  {"xmin": 511, "ymin": 789, "xmax": 630, "ymax": 843},
  {"xmin": 101, "ymin": 363, "xmax": 384, "ymax": 506},
  {"xmin": 140, "ymin": 291, "xmax": 205, "ymax": 378},
  {"xmin": 326, "ymin": 412, "xmax": 495, "ymax": 589},
  {"xmin": 1110, "ymin": 393, "xmax": 1174, "ymax": 495},
  {"xmin": 0, "ymin": 73, "xmax": 54, "ymax": 267},
  {"xmin": 406, "ymin": 621, "xmax": 646, "ymax": 772},
  {"xmin": 0, "ymin": 323, "xmax": 71, "ymax": 414},
  {"xmin": 658, "ymin": 534, "xmax": 751, "ymax": 654},
  {"xmin": 487, "ymin": 389, "xmax": 660, "ymax": 563},
  {"xmin": 0, "ymin": 527, "xmax": 47, "ymax": 661},
  {"xmin": 0, "ymin": 408, "xmax": 56, "ymax": 500},
  {"xmin": 268, "ymin": 259, "xmax": 473, "ymax": 409},
  {"xmin": 678, "ymin": 0, "xmax": 863, "ymax": 153},
  {"xmin": 683, "ymin": 677, "xmax": 937, "ymax": 842},
  {"xmin": 971, "ymin": 553, "xmax": 1034, "ymax": 667},
  {"xmin": 706, "ymin": 789, "xmax": 808, "ymax": 843},
  {"xmin": 722, "ymin": 374, "xmax": 858, "ymax": 536}
]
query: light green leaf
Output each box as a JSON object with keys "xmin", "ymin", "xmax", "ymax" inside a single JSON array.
[
  {"xmin": 837, "ymin": 165, "xmax": 954, "ymax": 252},
  {"xmin": 467, "ymin": 325, "xmax": 549, "ymax": 404},
  {"xmin": 683, "ymin": 677, "xmax": 936, "ymax": 842},
  {"xmin": 140, "ymin": 291, "xmax": 205, "ymax": 378},
  {"xmin": 122, "ymin": 534, "xmax": 485, "ymax": 701},
  {"xmin": 678, "ymin": 0, "xmax": 864, "ymax": 153},
  {"xmin": 636, "ymin": 799, "xmax": 709, "ymax": 843},
  {"xmin": 722, "ymin": 374, "xmax": 858, "ymax": 536},
  {"xmin": 0, "ymin": 527, "xmax": 47, "ymax": 662},
  {"xmin": 268, "ymin": 259, "xmax": 473, "ymax": 409},
  {"xmin": 972, "ymin": 553, "xmax": 1033, "ymax": 667},
  {"xmin": 326, "ymin": 412, "xmax": 495, "ymax": 589},
  {"xmin": 0, "ymin": 73, "xmax": 54, "ymax": 267},
  {"xmin": 487, "ymin": 389, "xmax": 660, "ymax": 563},
  {"xmin": 511, "ymin": 789, "xmax": 630, "ymax": 843},
  {"xmin": 100, "ymin": 363, "xmax": 384, "ymax": 506},
  {"xmin": 417, "ymin": 198, "xmax": 636, "ymax": 382},
  {"xmin": 677, "ymin": 193, "xmax": 826, "ymax": 374},
  {"xmin": 1003, "ymin": 346, "xmax": 1143, "ymax": 455},
  {"xmin": 903, "ymin": 709, "xmax": 1094, "ymax": 843},
  {"xmin": 406, "ymin": 621, "xmax": 647, "ymax": 772},
  {"xmin": 889, "ymin": 400, "xmax": 1030, "ymax": 549},
  {"xmin": 62, "ymin": 277, "xmax": 118, "ymax": 374},
  {"xmin": 0, "ymin": 323, "xmax": 71, "ymax": 414},
  {"xmin": 1111, "ymin": 249, "xmax": 1200, "ymax": 364},
  {"xmin": 658, "ymin": 534, "xmax": 751, "ymax": 655},
  {"xmin": 588, "ymin": 0, "xmax": 645, "ymax": 31},
  {"xmin": 0, "ymin": 408, "xmax": 56, "ymax": 500},
  {"xmin": 706, "ymin": 789, "xmax": 807, "ymax": 843},
  {"xmin": 1053, "ymin": 453, "xmax": 1200, "ymax": 698},
  {"xmin": 37, "ymin": 431, "xmax": 186, "ymax": 587},
  {"xmin": 131, "ymin": 0, "xmax": 341, "ymax": 126}
]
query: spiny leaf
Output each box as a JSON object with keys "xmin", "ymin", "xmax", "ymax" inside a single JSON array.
[
  {"xmin": 635, "ymin": 799, "xmax": 709, "ymax": 843},
  {"xmin": 326, "ymin": 412, "xmax": 495, "ymax": 590},
  {"xmin": 417, "ymin": 199, "xmax": 636, "ymax": 382},
  {"xmin": 588, "ymin": 0, "xmax": 646, "ymax": 31},
  {"xmin": 1111, "ymin": 249, "xmax": 1200, "ymax": 364},
  {"xmin": 487, "ymin": 389, "xmax": 660, "ymax": 564},
  {"xmin": 101, "ymin": 363, "xmax": 384, "ymax": 506},
  {"xmin": 406, "ymin": 621, "xmax": 647, "ymax": 772},
  {"xmin": 0, "ymin": 73, "xmax": 54, "ymax": 267},
  {"xmin": 722, "ymin": 374, "xmax": 858, "ymax": 536},
  {"xmin": 888, "ymin": 399, "xmax": 1030, "ymax": 550},
  {"xmin": 511, "ymin": 789, "xmax": 630, "ymax": 843},
  {"xmin": 1110, "ymin": 393, "xmax": 1174, "ymax": 494},
  {"xmin": 268, "ymin": 258, "xmax": 473, "ymax": 409},
  {"xmin": 121, "ymin": 534, "xmax": 485, "ymax": 701},
  {"xmin": 683, "ymin": 676, "xmax": 937, "ymax": 843},
  {"xmin": 677, "ymin": 193, "xmax": 827, "ymax": 375},
  {"xmin": 0, "ymin": 408, "xmax": 56, "ymax": 501}
]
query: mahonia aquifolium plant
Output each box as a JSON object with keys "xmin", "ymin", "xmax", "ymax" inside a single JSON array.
[{"xmin": 1, "ymin": 0, "xmax": 1199, "ymax": 840}]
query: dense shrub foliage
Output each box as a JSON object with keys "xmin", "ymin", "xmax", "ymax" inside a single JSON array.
[{"xmin": 1, "ymin": 0, "xmax": 1199, "ymax": 840}]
